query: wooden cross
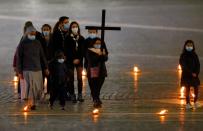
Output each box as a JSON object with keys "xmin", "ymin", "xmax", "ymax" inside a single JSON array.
[{"xmin": 85, "ymin": 9, "xmax": 121, "ymax": 43}]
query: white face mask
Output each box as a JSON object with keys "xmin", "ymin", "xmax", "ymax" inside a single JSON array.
[
  {"xmin": 186, "ymin": 46, "xmax": 193, "ymax": 52},
  {"xmin": 58, "ymin": 59, "xmax": 65, "ymax": 63},
  {"xmin": 94, "ymin": 44, "xmax": 101, "ymax": 49},
  {"xmin": 28, "ymin": 35, "xmax": 36, "ymax": 40},
  {"xmin": 43, "ymin": 31, "xmax": 50, "ymax": 36},
  {"xmin": 89, "ymin": 33, "xmax": 97, "ymax": 39},
  {"xmin": 72, "ymin": 27, "xmax": 78, "ymax": 34}
]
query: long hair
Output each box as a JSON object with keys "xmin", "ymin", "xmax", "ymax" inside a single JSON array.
[
  {"xmin": 68, "ymin": 21, "xmax": 81, "ymax": 35},
  {"xmin": 53, "ymin": 16, "xmax": 69, "ymax": 32},
  {"xmin": 182, "ymin": 40, "xmax": 195, "ymax": 53}
]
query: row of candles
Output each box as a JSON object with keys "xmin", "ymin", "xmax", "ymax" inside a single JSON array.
[{"xmin": 12, "ymin": 65, "xmax": 187, "ymax": 123}]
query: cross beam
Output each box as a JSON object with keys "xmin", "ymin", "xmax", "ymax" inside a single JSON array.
[{"xmin": 85, "ymin": 9, "xmax": 121, "ymax": 43}]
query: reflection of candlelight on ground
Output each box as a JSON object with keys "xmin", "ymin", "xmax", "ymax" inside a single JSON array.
[
  {"xmin": 159, "ymin": 116, "xmax": 166, "ymax": 124},
  {"xmin": 180, "ymin": 86, "xmax": 185, "ymax": 99},
  {"xmin": 82, "ymin": 70, "xmax": 87, "ymax": 76},
  {"xmin": 92, "ymin": 109, "xmax": 100, "ymax": 123},
  {"xmin": 23, "ymin": 112, "xmax": 28, "ymax": 124}
]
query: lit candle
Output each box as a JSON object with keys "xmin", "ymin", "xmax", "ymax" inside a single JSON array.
[
  {"xmin": 134, "ymin": 66, "xmax": 140, "ymax": 73},
  {"xmin": 158, "ymin": 109, "xmax": 168, "ymax": 116},
  {"xmin": 23, "ymin": 106, "xmax": 29, "ymax": 112},
  {"xmin": 82, "ymin": 70, "xmax": 87, "ymax": 76},
  {"xmin": 178, "ymin": 64, "xmax": 182, "ymax": 71},
  {"xmin": 13, "ymin": 76, "xmax": 18, "ymax": 82},
  {"xmin": 92, "ymin": 109, "xmax": 99, "ymax": 115}
]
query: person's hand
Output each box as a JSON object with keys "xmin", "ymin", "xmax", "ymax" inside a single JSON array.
[
  {"xmin": 192, "ymin": 73, "xmax": 197, "ymax": 77},
  {"xmin": 73, "ymin": 59, "xmax": 80, "ymax": 65},
  {"xmin": 19, "ymin": 73, "xmax": 24, "ymax": 79},
  {"xmin": 102, "ymin": 49, "xmax": 106, "ymax": 55},
  {"xmin": 45, "ymin": 69, "xmax": 50, "ymax": 76},
  {"xmin": 98, "ymin": 50, "xmax": 103, "ymax": 56}
]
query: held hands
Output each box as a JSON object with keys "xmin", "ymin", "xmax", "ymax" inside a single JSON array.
[
  {"xmin": 73, "ymin": 59, "xmax": 80, "ymax": 65},
  {"xmin": 44, "ymin": 69, "xmax": 50, "ymax": 76},
  {"xmin": 18, "ymin": 73, "xmax": 24, "ymax": 79}
]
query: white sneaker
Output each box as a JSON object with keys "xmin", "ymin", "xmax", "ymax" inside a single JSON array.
[
  {"xmin": 194, "ymin": 102, "xmax": 202, "ymax": 109},
  {"xmin": 186, "ymin": 103, "xmax": 192, "ymax": 109}
]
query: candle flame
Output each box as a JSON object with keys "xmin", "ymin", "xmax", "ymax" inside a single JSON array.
[
  {"xmin": 23, "ymin": 106, "xmax": 29, "ymax": 112},
  {"xmin": 82, "ymin": 70, "xmax": 87, "ymax": 76},
  {"xmin": 13, "ymin": 76, "xmax": 18, "ymax": 82},
  {"xmin": 92, "ymin": 109, "xmax": 99, "ymax": 115},
  {"xmin": 180, "ymin": 86, "xmax": 185, "ymax": 99},
  {"xmin": 178, "ymin": 64, "xmax": 182, "ymax": 71},
  {"xmin": 158, "ymin": 109, "xmax": 168, "ymax": 115},
  {"xmin": 134, "ymin": 66, "xmax": 139, "ymax": 73}
]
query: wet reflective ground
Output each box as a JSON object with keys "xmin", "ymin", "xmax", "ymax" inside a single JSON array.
[{"xmin": 0, "ymin": 0, "xmax": 203, "ymax": 130}]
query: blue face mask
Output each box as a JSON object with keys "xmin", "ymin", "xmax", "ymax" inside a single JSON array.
[
  {"xmin": 63, "ymin": 23, "xmax": 69, "ymax": 30},
  {"xmin": 186, "ymin": 46, "xmax": 193, "ymax": 52},
  {"xmin": 89, "ymin": 33, "xmax": 97, "ymax": 39},
  {"xmin": 43, "ymin": 31, "xmax": 50, "ymax": 36},
  {"xmin": 94, "ymin": 44, "xmax": 101, "ymax": 49},
  {"xmin": 28, "ymin": 35, "xmax": 36, "ymax": 40}
]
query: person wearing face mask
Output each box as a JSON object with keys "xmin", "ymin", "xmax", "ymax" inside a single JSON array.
[
  {"xmin": 64, "ymin": 21, "xmax": 85, "ymax": 103},
  {"xmin": 17, "ymin": 26, "xmax": 49, "ymax": 110},
  {"xmin": 86, "ymin": 38, "xmax": 108, "ymax": 108},
  {"xmin": 49, "ymin": 50, "xmax": 68, "ymax": 110},
  {"xmin": 41, "ymin": 24, "xmax": 54, "ymax": 98},
  {"xmin": 84, "ymin": 29, "xmax": 109, "ymax": 70},
  {"xmin": 13, "ymin": 21, "xmax": 44, "ymax": 100},
  {"xmin": 179, "ymin": 40, "xmax": 201, "ymax": 109},
  {"xmin": 52, "ymin": 16, "xmax": 69, "ymax": 54}
]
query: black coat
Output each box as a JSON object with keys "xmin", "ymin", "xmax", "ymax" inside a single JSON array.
[
  {"xmin": 64, "ymin": 34, "xmax": 85, "ymax": 68},
  {"xmin": 52, "ymin": 29, "xmax": 68, "ymax": 53},
  {"xmin": 86, "ymin": 48, "xmax": 108, "ymax": 78},
  {"xmin": 41, "ymin": 34, "xmax": 54, "ymax": 62},
  {"xmin": 179, "ymin": 51, "xmax": 200, "ymax": 87},
  {"xmin": 49, "ymin": 60, "xmax": 68, "ymax": 85},
  {"xmin": 84, "ymin": 37, "xmax": 108, "ymax": 69}
]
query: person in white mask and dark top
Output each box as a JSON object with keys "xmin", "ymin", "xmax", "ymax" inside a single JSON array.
[
  {"xmin": 64, "ymin": 21, "xmax": 85, "ymax": 103},
  {"xmin": 49, "ymin": 50, "xmax": 68, "ymax": 110},
  {"xmin": 84, "ymin": 29, "xmax": 108, "ymax": 69},
  {"xmin": 86, "ymin": 38, "xmax": 108, "ymax": 108},
  {"xmin": 17, "ymin": 26, "xmax": 49, "ymax": 110},
  {"xmin": 52, "ymin": 16, "xmax": 69, "ymax": 54},
  {"xmin": 179, "ymin": 40, "xmax": 201, "ymax": 109}
]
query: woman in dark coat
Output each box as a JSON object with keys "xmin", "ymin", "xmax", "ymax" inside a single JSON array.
[
  {"xmin": 179, "ymin": 40, "xmax": 200, "ymax": 109},
  {"xmin": 64, "ymin": 21, "xmax": 85, "ymax": 103},
  {"xmin": 86, "ymin": 38, "xmax": 108, "ymax": 108},
  {"xmin": 52, "ymin": 16, "xmax": 69, "ymax": 53}
]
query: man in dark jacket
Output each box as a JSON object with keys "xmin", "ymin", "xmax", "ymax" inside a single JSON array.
[{"xmin": 17, "ymin": 26, "xmax": 49, "ymax": 110}]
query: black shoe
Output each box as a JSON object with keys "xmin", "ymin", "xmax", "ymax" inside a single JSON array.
[
  {"xmin": 93, "ymin": 100, "xmax": 102, "ymax": 108},
  {"xmin": 30, "ymin": 105, "xmax": 36, "ymax": 110},
  {"xmin": 61, "ymin": 107, "xmax": 65, "ymax": 110},
  {"xmin": 77, "ymin": 94, "xmax": 84, "ymax": 102},
  {"xmin": 98, "ymin": 99, "xmax": 102, "ymax": 105}
]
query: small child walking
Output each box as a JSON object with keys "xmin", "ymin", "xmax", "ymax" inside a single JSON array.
[{"xmin": 49, "ymin": 50, "xmax": 68, "ymax": 110}]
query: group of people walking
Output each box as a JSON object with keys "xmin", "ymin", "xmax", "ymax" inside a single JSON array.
[
  {"xmin": 13, "ymin": 16, "xmax": 108, "ymax": 110},
  {"xmin": 12, "ymin": 16, "xmax": 201, "ymax": 111}
]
